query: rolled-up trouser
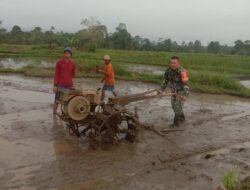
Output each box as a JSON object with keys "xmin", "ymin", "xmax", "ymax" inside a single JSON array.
[{"xmin": 102, "ymin": 84, "xmax": 115, "ymax": 93}]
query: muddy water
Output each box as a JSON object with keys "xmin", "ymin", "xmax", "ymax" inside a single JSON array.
[
  {"xmin": 241, "ymin": 80, "xmax": 250, "ymax": 89},
  {"xmin": 0, "ymin": 57, "xmax": 166, "ymax": 77},
  {"xmin": 0, "ymin": 58, "xmax": 54, "ymax": 69},
  {"xmin": 0, "ymin": 74, "xmax": 250, "ymax": 190},
  {"xmin": 126, "ymin": 64, "xmax": 165, "ymax": 75}
]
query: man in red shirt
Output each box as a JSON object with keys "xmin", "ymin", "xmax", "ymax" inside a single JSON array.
[{"xmin": 53, "ymin": 47, "xmax": 76, "ymax": 114}]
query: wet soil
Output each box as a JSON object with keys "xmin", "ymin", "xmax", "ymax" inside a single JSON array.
[{"xmin": 0, "ymin": 74, "xmax": 250, "ymax": 190}]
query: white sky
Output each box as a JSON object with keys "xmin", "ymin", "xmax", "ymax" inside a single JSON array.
[{"xmin": 0, "ymin": 0, "xmax": 249, "ymax": 45}]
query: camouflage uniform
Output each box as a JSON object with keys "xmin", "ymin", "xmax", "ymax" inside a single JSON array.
[{"xmin": 161, "ymin": 66, "xmax": 189, "ymax": 126}]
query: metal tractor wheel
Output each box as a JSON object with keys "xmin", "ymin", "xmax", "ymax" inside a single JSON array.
[
  {"xmin": 88, "ymin": 106, "xmax": 138, "ymax": 144},
  {"xmin": 64, "ymin": 96, "xmax": 90, "ymax": 121}
]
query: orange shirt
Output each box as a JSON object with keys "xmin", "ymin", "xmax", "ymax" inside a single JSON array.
[{"xmin": 104, "ymin": 63, "xmax": 115, "ymax": 85}]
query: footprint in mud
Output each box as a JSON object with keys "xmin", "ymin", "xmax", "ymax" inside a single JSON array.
[
  {"xmin": 203, "ymin": 154, "xmax": 216, "ymax": 160},
  {"xmin": 230, "ymin": 147, "xmax": 247, "ymax": 153},
  {"xmin": 199, "ymin": 141, "xmax": 250, "ymax": 166}
]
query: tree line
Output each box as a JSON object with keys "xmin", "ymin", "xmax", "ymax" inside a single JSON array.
[{"xmin": 0, "ymin": 18, "xmax": 249, "ymax": 55}]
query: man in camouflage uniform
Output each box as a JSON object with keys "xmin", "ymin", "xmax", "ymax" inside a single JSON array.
[{"xmin": 160, "ymin": 56, "xmax": 189, "ymax": 127}]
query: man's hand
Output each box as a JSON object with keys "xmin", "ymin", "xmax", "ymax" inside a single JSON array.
[
  {"xmin": 97, "ymin": 69, "xmax": 104, "ymax": 74},
  {"xmin": 156, "ymin": 89, "xmax": 163, "ymax": 95},
  {"xmin": 95, "ymin": 66, "xmax": 102, "ymax": 73},
  {"xmin": 53, "ymin": 86, "xmax": 58, "ymax": 93},
  {"xmin": 95, "ymin": 66, "xmax": 99, "ymax": 73},
  {"xmin": 180, "ymin": 96, "xmax": 187, "ymax": 101},
  {"xmin": 100, "ymin": 79, "xmax": 105, "ymax": 83}
]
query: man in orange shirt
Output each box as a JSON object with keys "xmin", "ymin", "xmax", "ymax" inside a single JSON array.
[{"xmin": 97, "ymin": 55, "xmax": 117, "ymax": 100}]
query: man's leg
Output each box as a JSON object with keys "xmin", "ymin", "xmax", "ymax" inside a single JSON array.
[
  {"xmin": 53, "ymin": 91, "xmax": 60, "ymax": 114},
  {"xmin": 179, "ymin": 112, "xmax": 185, "ymax": 122},
  {"xmin": 112, "ymin": 88, "xmax": 118, "ymax": 97},
  {"xmin": 171, "ymin": 97, "xmax": 184, "ymax": 127},
  {"xmin": 53, "ymin": 102, "xmax": 58, "ymax": 114},
  {"xmin": 170, "ymin": 97, "xmax": 178, "ymax": 127},
  {"xmin": 101, "ymin": 90, "xmax": 106, "ymax": 100}
]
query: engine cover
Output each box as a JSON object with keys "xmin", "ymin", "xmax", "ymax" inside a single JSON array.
[{"xmin": 64, "ymin": 96, "xmax": 90, "ymax": 121}]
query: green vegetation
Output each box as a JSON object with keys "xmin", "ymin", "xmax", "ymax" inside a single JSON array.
[
  {"xmin": 0, "ymin": 18, "xmax": 250, "ymax": 55},
  {"xmin": 220, "ymin": 169, "xmax": 250, "ymax": 190},
  {"xmin": 0, "ymin": 44, "xmax": 250, "ymax": 97},
  {"xmin": 221, "ymin": 169, "xmax": 239, "ymax": 190}
]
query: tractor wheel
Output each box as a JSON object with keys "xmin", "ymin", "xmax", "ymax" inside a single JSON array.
[{"xmin": 64, "ymin": 96, "xmax": 90, "ymax": 121}]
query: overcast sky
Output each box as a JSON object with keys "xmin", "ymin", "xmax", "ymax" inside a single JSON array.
[{"xmin": 0, "ymin": 0, "xmax": 249, "ymax": 45}]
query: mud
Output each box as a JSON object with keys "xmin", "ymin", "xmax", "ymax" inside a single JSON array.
[{"xmin": 0, "ymin": 74, "xmax": 250, "ymax": 190}]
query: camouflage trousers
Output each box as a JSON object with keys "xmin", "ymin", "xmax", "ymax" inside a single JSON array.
[{"xmin": 171, "ymin": 96, "xmax": 185, "ymax": 123}]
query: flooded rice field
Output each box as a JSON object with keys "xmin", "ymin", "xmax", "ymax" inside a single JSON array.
[
  {"xmin": 126, "ymin": 64, "xmax": 165, "ymax": 75},
  {"xmin": 0, "ymin": 58, "xmax": 54, "ymax": 69},
  {"xmin": 0, "ymin": 74, "xmax": 250, "ymax": 190},
  {"xmin": 0, "ymin": 57, "xmax": 166, "ymax": 76},
  {"xmin": 240, "ymin": 80, "xmax": 250, "ymax": 89}
]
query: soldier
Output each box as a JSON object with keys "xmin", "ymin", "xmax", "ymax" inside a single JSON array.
[{"xmin": 160, "ymin": 56, "xmax": 189, "ymax": 127}]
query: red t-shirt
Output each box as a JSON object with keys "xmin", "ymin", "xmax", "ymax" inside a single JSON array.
[{"xmin": 54, "ymin": 58, "xmax": 76, "ymax": 87}]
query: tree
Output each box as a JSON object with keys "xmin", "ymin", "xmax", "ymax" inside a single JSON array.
[
  {"xmin": 66, "ymin": 37, "xmax": 75, "ymax": 47},
  {"xmin": 29, "ymin": 26, "xmax": 43, "ymax": 44},
  {"xmin": 0, "ymin": 21, "xmax": 249, "ymax": 55},
  {"xmin": 193, "ymin": 40, "xmax": 203, "ymax": 52},
  {"xmin": 243, "ymin": 40, "xmax": 250, "ymax": 55},
  {"xmin": 81, "ymin": 16, "xmax": 101, "ymax": 28},
  {"xmin": 0, "ymin": 20, "xmax": 7, "ymax": 42},
  {"xmin": 180, "ymin": 41, "xmax": 188, "ymax": 52},
  {"xmin": 50, "ymin": 26, "xmax": 55, "ymax": 33},
  {"xmin": 0, "ymin": 20, "xmax": 6, "ymax": 34},
  {"xmin": 132, "ymin": 35, "xmax": 144, "ymax": 50},
  {"xmin": 32, "ymin": 27, "xmax": 42, "ymax": 33},
  {"xmin": 9, "ymin": 25, "xmax": 23, "ymax": 44},
  {"xmin": 109, "ymin": 23, "xmax": 133, "ymax": 49},
  {"xmin": 232, "ymin": 40, "xmax": 244, "ymax": 54},
  {"xmin": 207, "ymin": 41, "xmax": 221, "ymax": 53},
  {"xmin": 156, "ymin": 38, "xmax": 172, "ymax": 51},
  {"xmin": 220, "ymin": 45, "xmax": 232, "ymax": 54},
  {"xmin": 171, "ymin": 41, "xmax": 179, "ymax": 52},
  {"xmin": 162, "ymin": 39, "xmax": 172, "ymax": 51},
  {"xmin": 116, "ymin": 23, "xmax": 127, "ymax": 31},
  {"xmin": 188, "ymin": 42, "xmax": 194, "ymax": 52},
  {"xmin": 11, "ymin": 25, "xmax": 22, "ymax": 35},
  {"xmin": 141, "ymin": 38, "xmax": 153, "ymax": 51},
  {"xmin": 77, "ymin": 17, "xmax": 108, "ymax": 49}
]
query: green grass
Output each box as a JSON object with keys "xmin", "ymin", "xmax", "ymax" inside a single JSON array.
[
  {"xmin": 0, "ymin": 44, "xmax": 250, "ymax": 97},
  {"xmin": 220, "ymin": 168, "xmax": 250, "ymax": 190},
  {"xmin": 221, "ymin": 169, "xmax": 240, "ymax": 190}
]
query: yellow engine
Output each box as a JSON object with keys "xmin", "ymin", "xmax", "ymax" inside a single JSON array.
[{"xmin": 58, "ymin": 89, "xmax": 101, "ymax": 121}]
